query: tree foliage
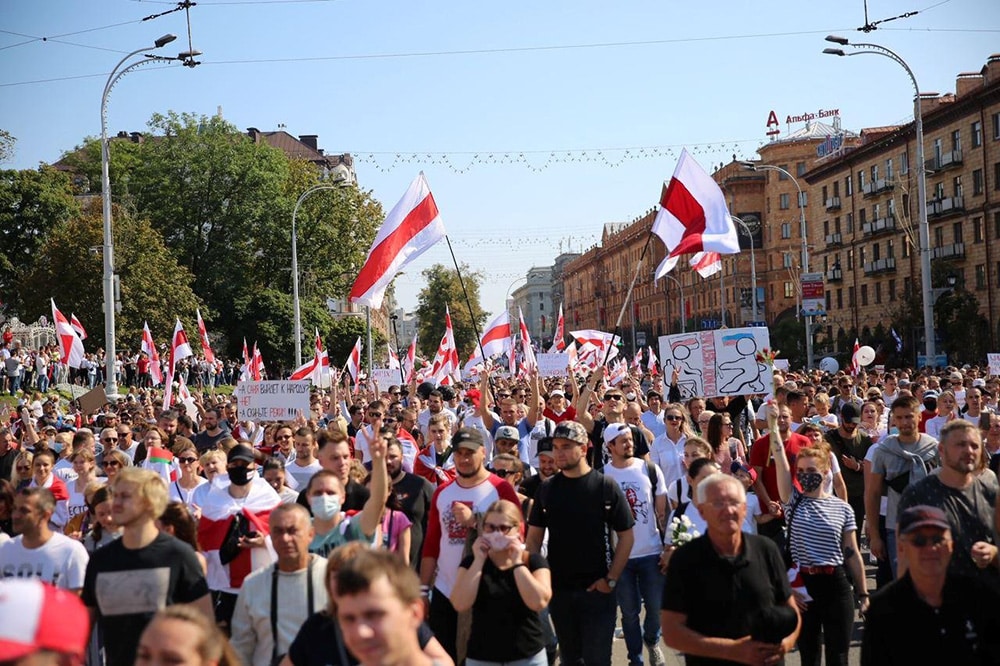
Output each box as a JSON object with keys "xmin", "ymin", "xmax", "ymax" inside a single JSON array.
[
  {"xmin": 0, "ymin": 167, "xmax": 80, "ymax": 304},
  {"xmin": 0, "ymin": 130, "xmax": 15, "ymax": 163},
  {"xmin": 59, "ymin": 111, "xmax": 385, "ymax": 367},
  {"xmin": 415, "ymin": 264, "xmax": 487, "ymax": 361},
  {"xmin": 935, "ymin": 289, "xmax": 988, "ymax": 365},
  {"xmin": 19, "ymin": 200, "xmax": 201, "ymax": 351}
]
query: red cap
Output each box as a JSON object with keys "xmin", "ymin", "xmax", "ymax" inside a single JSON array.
[{"xmin": 0, "ymin": 580, "xmax": 90, "ymax": 662}]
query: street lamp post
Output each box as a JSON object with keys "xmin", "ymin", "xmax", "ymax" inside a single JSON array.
[
  {"xmin": 741, "ymin": 162, "xmax": 813, "ymax": 369},
  {"xmin": 824, "ymin": 36, "xmax": 935, "ymax": 362},
  {"xmin": 731, "ymin": 215, "xmax": 760, "ymax": 323},
  {"xmin": 101, "ymin": 33, "xmax": 179, "ymax": 399},
  {"xmin": 292, "ymin": 183, "xmax": 346, "ymax": 368},
  {"xmin": 661, "ymin": 274, "xmax": 686, "ymax": 333}
]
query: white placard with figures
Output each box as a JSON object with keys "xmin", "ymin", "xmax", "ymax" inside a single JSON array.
[{"xmin": 658, "ymin": 327, "xmax": 773, "ymax": 399}]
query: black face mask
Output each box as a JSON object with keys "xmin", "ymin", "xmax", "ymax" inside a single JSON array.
[{"xmin": 228, "ymin": 466, "xmax": 253, "ymax": 486}]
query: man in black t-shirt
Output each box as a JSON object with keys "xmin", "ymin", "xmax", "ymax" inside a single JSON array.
[
  {"xmin": 385, "ymin": 438, "xmax": 434, "ymax": 567},
  {"xmin": 662, "ymin": 473, "xmax": 798, "ymax": 666},
  {"xmin": 82, "ymin": 468, "xmax": 210, "ymax": 666},
  {"xmin": 191, "ymin": 407, "xmax": 230, "ymax": 453},
  {"xmin": 527, "ymin": 421, "xmax": 635, "ymax": 666}
]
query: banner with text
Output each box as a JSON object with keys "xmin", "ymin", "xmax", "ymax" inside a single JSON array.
[
  {"xmin": 236, "ymin": 381, "xmax": 311, "ymax": 421},
  {"xmin": 658, "ymin": 327, "xmax": 773, "ymax": 399},
  {"xmin": 989, "ymin": 353, "xmax": 1000, "ymax": 377},
  {"xmin": 536, "ymin": 353, "xmax": 570, "ymax": 377}
]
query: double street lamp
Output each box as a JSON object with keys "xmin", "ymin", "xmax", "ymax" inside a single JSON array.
[
  {"xmin": 741, "ymin": 162, "xmax": 814, "ymax": 370},
  {"xmin": 101, "ymin": 34, "xmax": 199, "ymax": 398},
  {"xmin": 823, "ymin": 35, "xmax": 935, "ymax": 362}
]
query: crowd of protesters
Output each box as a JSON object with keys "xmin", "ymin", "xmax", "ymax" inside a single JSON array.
[{"xmin": 1, "ymin": 349, "xmax": 999, "ymax": 666}]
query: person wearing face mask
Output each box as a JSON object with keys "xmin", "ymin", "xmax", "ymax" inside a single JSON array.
[
  {"xmin": 197, "ymin": 444, "xmax": 281, "ymax": 633},
  {"xmin": 305, "ymin": 432, "xmax": 388, "ymax": 558},
  {"xmin": 771, "ymin": 415, "xmax": 869, "ymax": 666},
  {"xmin": 451, "ymin": 499, "xmax": 552, "ymax": 666}
]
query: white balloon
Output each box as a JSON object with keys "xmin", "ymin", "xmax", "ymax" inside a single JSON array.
[
  {"xmin": 854, "ymin": 345, "xmax": 876, "ymax": 366},
  {"xmin": 819, "ymin": 357, "xmax": 839, "ymax": 374}
]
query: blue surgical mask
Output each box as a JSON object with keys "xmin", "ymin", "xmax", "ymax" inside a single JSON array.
[
  {"xmin": 49, "ymin": 439, "xmax": 63, "ymax": 454},
  {"xmin": 310, "ymin": 494, "xmax": 341, "ymax": 521}
]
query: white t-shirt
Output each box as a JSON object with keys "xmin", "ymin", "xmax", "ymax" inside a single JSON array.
[
  {"xmin": 742, "ymin": 493, "xmax": 762, "ymax": 535},
  {"xmin": 354, "ymin": 425, "xmax": 377, "ymax": 462},
  {"xmin": 603, "ymin": 459, "xmax": 668, "ymax": 558},
  {"xmin": 285, "ymin": 459, "xmax": 322, "ymax": 489},
  {"xmin": 53, "ymin": 459, "xmax": 78, "ymax": 483},
  {"xmin": 67, "ymin": 483, "xmax": 89, "ymax": 520},
  {"xmin": 924, "ymin": 415, "xmax": 949, "ymax": 441},
  {"xmin": 0, "ymin": 533, "xmax": 90, "ymax": 589},
  {"xmin": 822, "ymin": 452, "xmax": 842, "ymax": 496},
  {"xmin": 169, "ymin": 477, "xmax": 208, "ymax": 507}
]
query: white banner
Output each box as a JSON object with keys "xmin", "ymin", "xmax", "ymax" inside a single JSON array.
[
  {"xmin": 536, "ymin": 353, "xmax": 570, "ymax": 377},
  {"xmin": 657, "ymin": 327, "xmax": 773, "ymax": 399},
  {"xmin": 236, "ymin": 381, "xmax": 311, "ymax": 421},
  {"xmin": 988, "ymin": 353, "xmax": 1000, "ymax": 377},
  {"xmin": 371, "ymin": 368, "xmax": 404, "ymax": 387}
]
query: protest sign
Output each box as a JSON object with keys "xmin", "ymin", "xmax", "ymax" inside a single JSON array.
[
  {"xmin": 536, "ymin": 353, "xmax": 569, "ymax": 377},
  {"xmin": 658, "ymin": 327, "xmax": 773, "ymax": 399},
  {"xmin": 988, "ymin": 353, "xmax": 1000, "ymax": 377},
  {"xmin": 371, "ymin": 368, "xmax": 403, "ymax": 386},
  {"xmin": 236, "ymin": 381, "xmax": 311, "ymax": 421}
]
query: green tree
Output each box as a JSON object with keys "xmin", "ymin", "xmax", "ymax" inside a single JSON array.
[
  {"xmin": 935, "ymin": 289, "xmax": 988, "ymax": 365},
  {"xmin": 0, "ymin": 130, "xmax": 14, "ymax": 163},
  {"xmin": 415, "ymin": 264, "xmax": 487, "ymax": 361},
  {"xmin": 19, "ymin": 200, "xmax": 201, "ymax": 352},
  {"xmin": 0, "ymin": 167, "xmax": 80, "ymax": 305},
  {"xmin": 769, "ymin": 316, "xmax": 806, "ymax": 370}
]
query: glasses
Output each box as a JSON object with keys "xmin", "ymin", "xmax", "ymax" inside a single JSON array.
[
  {"xmin": 15, "ymin": 465, "xmax": 30, "ymax": 471},
  {"xmin": 276, "ymin": 434, "xmax": 292, "ymax": 440},
  {"xmin": 665, "ymin": 415, "xmax": 683, "ymax": 422},
  {"xmin": 104, "ymin": 461, "xmax": 122, "ymax": 468},
  {"xmin": 368, "ymin": 412, "xmax": 383, "ymax": 419},
  {"xmin": 493, "ymin": 469, "xmax": 514, "ymax": 478},
  {"xmin": 722, "ymin": 422, "xmax": 733, "ymax": 428},
  {"xmin": 482, "ymin": 522, "xmax": 515, "ymax": 534},
  {"xmin": 384, "ymin": 418, "xmax": 397, "ymax": 425},
  {"xmin": 907, "ymin": 534, "xmax": 948, "ymax": 548},
  {"xmin": 603, "ymin": 394, "xmax": 624, "ymax": 401},
  {"xmin": 102, "ymin": 437, "xmax": 118, "ymax": 443},
  {"xmin": 178, "ymin": 457, "xmax": 198, "ymax": 464},
  {"xmin": 706, "ymin": 500, "xmax": 745, "ymax": 510},
  {"xmin": 117, "ymin": 432, "xmax": 130, "ymax": 438}
]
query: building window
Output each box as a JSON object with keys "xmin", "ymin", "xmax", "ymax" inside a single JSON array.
[
  {"xmin": 778, "ymin": 166, "xmax": 789, "ymax": 181},
  {"xmin": 886, "ymin": 158, "xmax": 894, "ymax": 180},
  {"xmin": 903, "ymin": 240, "xmax": 911, "ymax": 258},
  {"xmin": 974, "ymin": 217, "xmax": 984, "ymax": 243},
  {"xmin": 976, "ymin": 264, "xmax": 986, "ymax": 289},
  {"xmin": 934, "ymin": 227, "xmax": 944, "ymax": 247},
  {"xmin": 972, "ymin": 121, "xmax": 983, "ymax": 148},
  {"xmin": 822, "ymin": 185, "xmax": 828, "ymax": 202},
  {"xmin": 823, "ymin": 220, "xmax": 830, "ymax": 236},
  {"xmin": 887, "ymin": 238, "xmax": 895, "ymax": 258},
  {"xmin": 902, "ymin": 193, "xmax": 910, "ymax": 213},
  {"xmin": 995, "ymin": 212, "xmax": 1000, "ymax": 239},
  {"xmin": 799, "ymin": 191, "xmax": 807, "ymax": 208},
  {"xmin": 951, "ymin": 129, "xmax": 961, "ymax": 152},
  {"xmin": 779, "ymin": 193, "xmax": 790, "ymax": 210},
  {"xmin": 934, "ymin": 182, "xmax": 945, "ymax": 200},
  {"xmin": 849, "ymin": 286, "xmax": 856, "ymax": 307},
  {"xmin": 833, "ymin": 181, "xmax": 840, "ymax": 197},
  {"xmin": 997, "ymin": 262, "xmax": 1000, "ymax": 287},
  {"xmin": 889, "ymin": 279, "xmax": 896, "ymax": 302},
  {"xmin": 993, "ymin": 112, "xmax": 1000, "ymax": 140},
  {"xmin": 888, "ymin": 198, "xmax": 896, "ymax": 217},
  {"xmin": 784, "ymin": 282, "xmax": 795, "ymax": 299},
  {"xmin": 834, "ymin": 216, "xmax": 841, "ymax": 233},
  {"xmin": 873, "ymin": 242, "xmax": 881, "ymax": 261},
  {"xmin": 846, "ymin": 175, "xmax": 853, "ymax": 196},
  {"xmin": 954, "ymin": 222, "xmax": 964, "ymax": 244},
  {"xmin": 904, "ymin": 277, "xmax": 912, "ymax": 297},
  {"xmin": 859, "ymin": 208, "xmax": 867, "ymax": 225},
  {"xmin": 847, "ymin": 249, "xmax": 854, "ymax": 270},
  {"xmin": 858, "ymin": 170, "xmax": 866, "ymax": 189},
  {"xmin": 783, "ymin": 252, "xmax": 794, "ymax": 268},
  {"xmin": 872, "ymin": 164, "xmax": 879, "ymax": 182},
  {"xmin": 934, "ymin": 138, "xmax": 943, "ymax": 162},
  {"xmin": 875, "ymin": 282, "xmax": 882, "ymax": 304},
  {"xmin": 873, "ymin": 203, "xmax": 881, "ymax": 220},
  {"xmin": 994, "ymin": 162, "xmax": 1000, "ymax": 190},
  {"xmin": 846, "ymin": 213, "xmax": 853, "ymax": 233},
  {"xmin": 781, "ymin": 223, "xmax": 792, "ymax": 239},
  {"xmin": 954, "ymin": 176, "xmax": 963, "ymax": 198},
  {"xmin": 836, "ymin": 289, "xmax": 843, "ymax": 309},
  {"xmin": 861, "ymin": 285, "xmax": 869, "ymax": 306},
  {"xmin": 900, "ymin": 151, "xmax": 909, "ymax": 174},
  {"xmin": 796, "ymin": 162, "xmax": 806, "ymax": 177},
  {"xmin": 859, "ymin": 246, "xmax": 866, "ymax": 267}
]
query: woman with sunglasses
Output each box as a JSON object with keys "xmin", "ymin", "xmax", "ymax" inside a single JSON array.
[
  {"xmin": 451, "ymin": 499, "xmax": 552, "ymax": 666},
  {"xmin": 12, "ymin": 450, "xmax": 33, "ymax": 490},
  {"xmin": 650, "ymin": 403, "xmax": 694, "ymax": 499},
  {"xmin": 169, "ymin": 441, "xmax": 208, "ymax": 507},
  {"xmin": 101, "ymin": 449, "xmax": 131, "ymax": 483}
]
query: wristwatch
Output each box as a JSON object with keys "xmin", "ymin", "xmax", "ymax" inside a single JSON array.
[{"xmin": 605, "ymin": 577, "xmax": 617, "ymax": 590}]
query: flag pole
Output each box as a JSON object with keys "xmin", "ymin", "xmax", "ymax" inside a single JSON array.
[
  {"xmin": 603, "ymin": 232, "xmax": 655, "ymax": 366},
  {"xmin": 390, "ymin": 314, "xmax": 406, "ymax": 385},
  {"xmin": 444, "ymin": 234, "xmax": 498, "ymax": 404}
]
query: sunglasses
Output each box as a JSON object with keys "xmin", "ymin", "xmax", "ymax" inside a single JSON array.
[
  {"xmin": 665, "ymin": 415, "xmax": 683, "ymax": 422},
  {"xmin": 178, "ymin": 457, "xmax": 198, "ymax": 464},
  {"xmin": 493, "ymin": 469, "xmax": 515, "ymax": 478},
  {"xmin": 102, "ymin": 438, "xmax": 118, "ymax": 443},
  {"xmin": 907, "ymin": 534, "xmax": 948, "ymax": 548},
  {"xmin": 482, "ymin": 522, "xmax": 515, "ymax": 534},
  {"xmin": 276, "ymin": 434, "xmax": 292, "ymax": 440},
  {"xmin": 603, "ymin": 394, "xmax": 624, "ymax": 401},
  {"xmin": 15, "ymin": 465, "xmax": 30, "ymax": 471},
  {"xmin": 104, "ymin": 461, "xmax": 122, "ymax": 468},
  {"xmin": 368, "ymin": 413, "xmax": 383, "ymax": 419}
]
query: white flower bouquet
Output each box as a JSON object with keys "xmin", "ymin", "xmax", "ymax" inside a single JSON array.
[{"xmin": 669, "ymin": 514, "xmax": 699, "ymax": 546}]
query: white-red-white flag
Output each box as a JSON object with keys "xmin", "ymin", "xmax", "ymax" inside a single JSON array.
[
  {"xmin": 653, "ymin": 149, "xmax": 739, "ymax": 279},
  {"xmin": 690, "ymin": 251, "xmax": 722, "ymax": 278},
  {"xmin": 349, "ymin": 173, "xmax": 446, "ymax": 309},
  {"xmin": 403, "ymin": 333, "xmax": 418, "ymax": 384},
  {"xmin": 548, "ymin": 303, "xmax": 566, "ymax": 352},
  {"xmin": 51, "ymin": 300, "xmax": 85, "ymax": 368},
  {"xmin": 566, "ymin": 341, "xmax": 579, "ymax": 369},
  {"xmin": 429, "ymin": 307, "xmax": 460, "ymax": 385},
  {"xmin": 196, "ymin": 309, "xmax": 215, "ymax": 365},
  {"xmin": 850, "ymin": 338, "xmax": 861, "ymax": 377},
  {"xmin": 647, "ymin": 345, "xmax": 659, "ymax": 377},
  {"xmin": 570, "ymin": 329, "xmax": 620, "ymax": 364},
  {"xmin": 344, "ymin": 337, "xmax": 363, "ymax": 390},
  {"xmin": 517, "ymin": 307, "xmax": 537, "ymax": 374},
  {"xmin": 387, "ymin": 343, "xmax": 401, "ymax": 370},
  {"xmin": 239, "ymin": 338, "xmax": 251, "ymax": 382},
  {"xmin": 251, "ymin": 343, "xmax": 264, "ymax": 381},
  {"xmin": 69, "ymin": 313, "xmax": 87, "ymax": 340},
  {"xmin": 466, "ymin": 311, "xmax": 511, "ymax": 370},
  {"xmin": 169, "ymin": 319, "xmax": 194, "ymax": 376},
  {"xmin": 141, "ymin": 322, "xmax": 164, "ymax": 386},
  {"xmin": 290, "ymin": 330, "xmax": 330, "ymax": 386},
  {"xmin": 632, "ymin": 349, "xmax": 643, "ymax": 371},
  {"xmin": 609, "ymin": 359, "xmax": 628, "ymax": 386}
]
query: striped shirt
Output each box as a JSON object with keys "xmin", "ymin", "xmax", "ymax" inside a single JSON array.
[{"xmin": 786, "ymin": 493, "xmax": 855, "ymax": 567}]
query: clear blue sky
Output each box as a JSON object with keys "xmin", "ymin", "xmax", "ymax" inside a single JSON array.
[{"xmin": 2, "ymin": 0, "xmax": 995, "ymax": 319}]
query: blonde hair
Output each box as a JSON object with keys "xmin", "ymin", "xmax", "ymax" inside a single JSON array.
[
  {"xmin": 200, "ymin": 449, "xmax": 226, "ymax": 468},
  {"xmin": 482, "ymin": 499, "xmax": 524, "ymax": 536},
  {"xmin": 143, "ymin": 604, "xmax": 239, "ymax": 666},
  {"xmin": 796, "ymin": 446, "xmax": 832, "ymax": 474},
  {"xmin": 683, "ymin": 436, "xmax": 713, "ymax": 460},
  {"xmin": 112, "ymin": 467, "xmax": 169, "ymax": 518}
]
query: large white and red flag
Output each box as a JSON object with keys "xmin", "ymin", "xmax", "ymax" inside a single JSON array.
[
  {"xmin": 198, "ymin": 481, "xmax": 280, "ymax": 593},
  {"xmin": 163, "ymin": 319, "xmax": 194, "ymax": 407},
  {"xmin": 429, "ymin": 307, "xmax": 460, "ymax": 385},
  {"xmin": 517, "ymin": 307, "xmax": 536, "ymax": 373},
  {"xmin": 69, "ymin": 313, "xmax": 87, "ymax": 340},
  {"xmin": 570, "ymin": 329, "xmax": 620, "ymax": 364},
  {"xmin": 141, "ymin": 322, "xmax": 164, "ymax": 386},
  {"xmin": 653, "ymin": 149, "xmax": 739, "ymax": 279},
  {"xmin": 349, "ymin": 173, "xmax": 447, "ymax": 309},
  {"xmin": 403, "ymin": 333, "xmax": 418, "ymax": 383},
  {"xmin": 196, "ymin": 309, "xmax": 215, "ymax": 365},
  {"xmin": 251, "ymin": 343, "xmax": 264, "ymax": 381},
  {"xmin": 290, "ymin": 330, "xmax": 329, "ymax": 386},
  {"xmin": 466, "ymin": 311, "xmax": 511, "ymax": 370},
  {"xmin": 344, "ymin": 337, "xmax": 363, "ymax": 390},
  {"xmin": 690, "ymin": 251, "xmax": 722, "ymax": 278},
  {"xmin": 387, "ymin": 343, "xmax": 401, "ymax": 370},
  {"xmin": 51, "ymin": 300, "xmax": 85, "ymax": 368},
  {"xmin": 548, "ymin": 303, "xmax": 566, "ymax": 352}
]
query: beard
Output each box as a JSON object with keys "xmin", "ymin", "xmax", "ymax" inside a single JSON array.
[{"xmin": 457, "ymin": 463, "xmax": 482, "ymax": 479}]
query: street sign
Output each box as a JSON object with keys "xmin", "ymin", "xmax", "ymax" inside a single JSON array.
[
  {"xmin": 916, "ymin": 354, "xmax": 949, "ymax": 368},
  {"xmin": 636, "ymin": 331, "xmax": 647, "ymax": 347},
  {"xmin": 801, "ymin": 272, "xmax": 826, "ymax": 317},
  {"xmin": 700, "ymin": 319, "xmax": 719, "ymax": 330},
  {"xmin": 746, "ymin": 321, "xmax": 768, "ymax": 328}
]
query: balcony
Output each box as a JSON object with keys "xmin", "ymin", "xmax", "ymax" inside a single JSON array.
[
  {"xmin": 826, "ymin": 267, "xmax": 843, "ymax": 282},
  {"xmin": 925, "ymin": 150, "xmax": 963, "ymax": 172},
  {"xmin": 825, "ymin": 196, "xmax": 842, "ymax": 211},
  {"xmin": 863, "ymin": 257, "xmax": 897, "ymax": 275},
  {"xmin": 862, "ymin": 179, "xmax": 895, "ymax": 197},
  {"xmin": 862, "ymin": 214, "xmax": 897, "ymax": 237},
  {"xmin": 824, "ymin": 232, "xmax": 843, "ymax": 246},
  {"xmin": 932, "ymin": 242, "xmax": 966, "ymax": 260},
  {"xmin": 927, "ymin": 196, "xmax": 965, "ymax": 218}
]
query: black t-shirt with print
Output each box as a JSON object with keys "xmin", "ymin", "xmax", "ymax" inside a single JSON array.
[{"xmin": 81, "ymin": 533, "xmax": 208, "ymax": 666}]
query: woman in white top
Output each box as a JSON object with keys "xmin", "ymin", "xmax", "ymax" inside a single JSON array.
[
  {"xmin": 660, "ymin": 458, "xmax": 720, "ymax": 571},
  {"xmin": 68, "ymin": 448, "xmax": 100, "ymax": 520},
  {"xmin": 168, "ymin": 441, "xmax": 207, "ymax": 507},
  {"xmin": 924, "ymin": 390, "xmax": 957, "ymax": 441},
  {"xmin": 649, "ymin": 403, "xmax": 693, "ymax": 491},
  {"xmin": 859, "ymin": 400, "xmax": 887, "ymax": 443}
]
